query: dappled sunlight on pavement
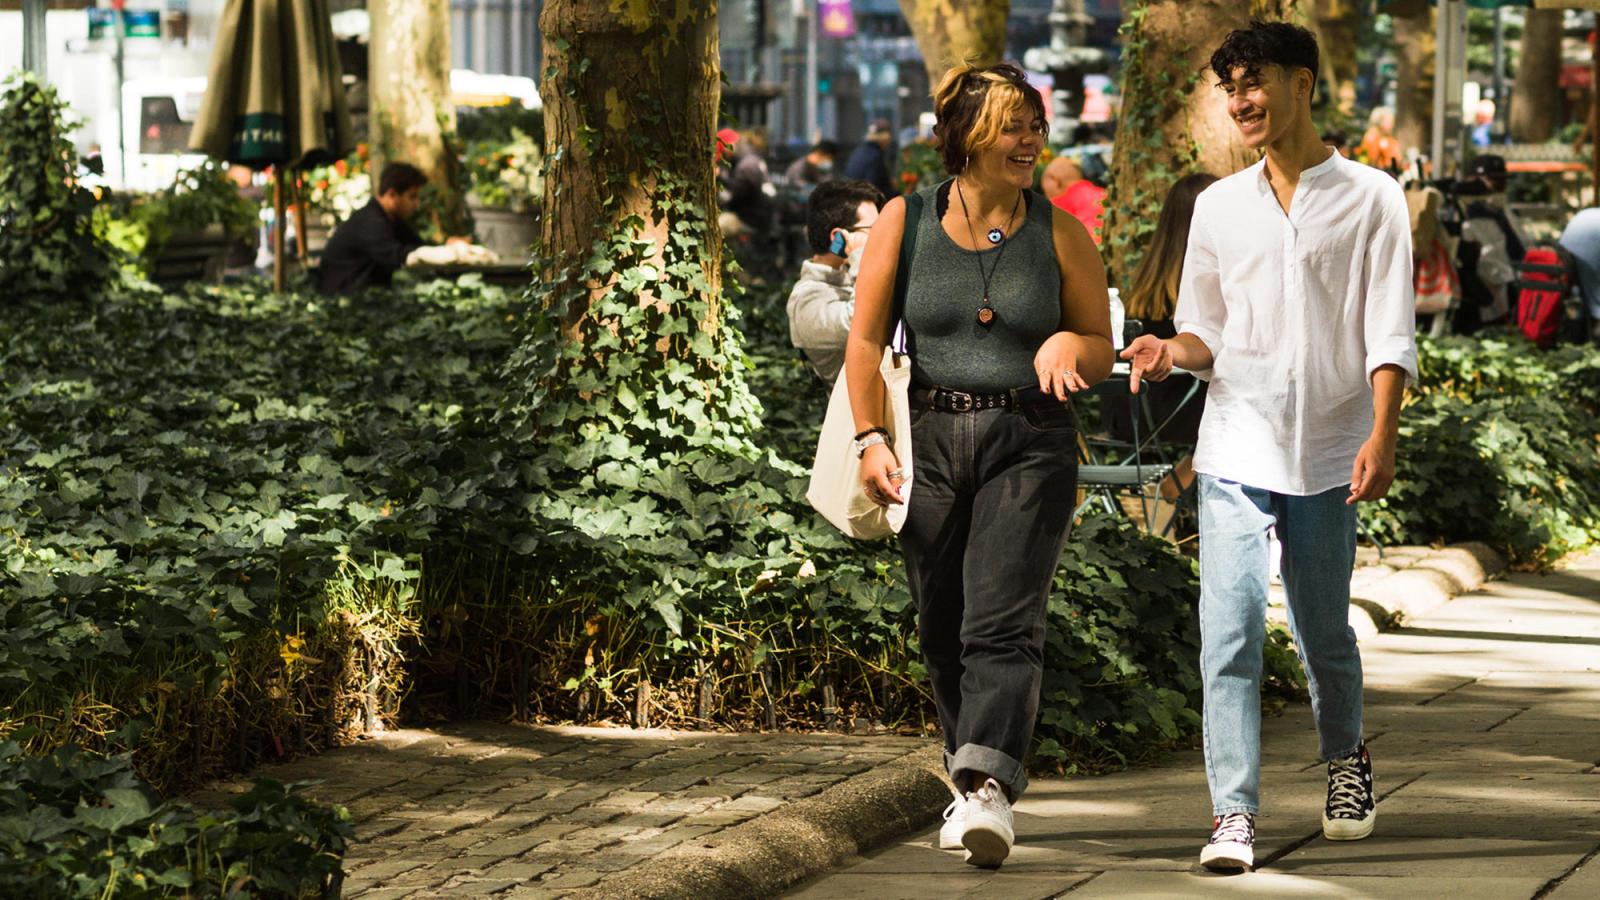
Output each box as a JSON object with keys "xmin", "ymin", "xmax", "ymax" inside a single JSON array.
[{"xmin": 786, "ymin": 551, "xmax": 1600, "ymax": 900}]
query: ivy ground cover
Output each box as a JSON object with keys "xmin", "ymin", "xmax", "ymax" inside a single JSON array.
[{"xmin": 3, "ymin": 275, "xmax": 1228, "ymax": 796}]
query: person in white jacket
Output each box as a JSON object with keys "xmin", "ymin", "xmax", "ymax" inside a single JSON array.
[{"xmin": 786, "ymin": 179, "xmax": 884, "ymax": 383}]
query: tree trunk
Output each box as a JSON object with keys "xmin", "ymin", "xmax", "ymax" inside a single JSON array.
[
  {"xmin": 1313, "ymin": 0, "xmax": 1360, "ymax": 117},
  {"xmin": 1392, "ymin": 0, "xmax": 1435, "ymax": 158},
  {"xmin": 369, "ymin": 0, "xmax": 469, "ymax": 237},
  {"xmin": 899, "ymin": 0, "xmax": 1011, "ymax": 88},
  {"xmin": 537, "ymin": 0, "xmax": 723, "ymax": 329},
  {"xmin": 1511, "ymin": 8, "xmax": 1563, "ymax": 143},
  {"xmin": 1100, "ymin": 0, "xmax": 1298, "ymax": 284}
]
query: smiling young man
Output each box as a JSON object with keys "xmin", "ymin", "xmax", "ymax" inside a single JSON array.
[{"xmin": 1120, "ymin": 21, "xmax": 1416, "ymax": 873}]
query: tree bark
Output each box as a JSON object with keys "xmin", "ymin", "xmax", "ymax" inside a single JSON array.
[
  {"xmin": 899, "ymin": 0, "xmax": 1011, "ymax": 88},
  {"xmin": 538, "ymin": 0, "xmax": 722, "ymax": 329},
  {"xmin": 1313, "ymin": 0, "xmax": 1360, "ymax": 117},
  {"xmin": 369, "ymin": 0, "xmax": 468, "ymax": 236},
  {"xmin": 1511, "ymin": 8, "xmax": 1563, "ymax": 143},
  {"xmin": 1392, "ymin": 0, "xmax": 1435, "ymax": 158},
  {"xmin": 1100, "ymin": 0, "xmax": 1298, "ymax": 283}
]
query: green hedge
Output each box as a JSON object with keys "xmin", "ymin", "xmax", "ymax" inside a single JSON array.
[
  {"xmin": 1360, "ymin": 335, "xmax": 1600, "ymax": 565},
  {"xmin": 1, "ymin": 274, "xmax": 1249, "ymax": 792}
]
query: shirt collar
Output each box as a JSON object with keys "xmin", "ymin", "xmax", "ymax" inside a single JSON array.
[
  {"xmin": 799, "ymin": 259, "xmax": 851, "ymax": 286},
  {"xmin": 1256, "ymin": 146, "xmax": 1342, "ymax": 185}
]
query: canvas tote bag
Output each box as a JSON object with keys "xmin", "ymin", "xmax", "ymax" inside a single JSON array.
[{"xmin": 806, "ymin": 192, "xmax": 924, "ymax": 539}]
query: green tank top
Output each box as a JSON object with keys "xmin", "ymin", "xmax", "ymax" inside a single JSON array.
[{"xmin": 904, "ymin": 180, "xmax": 1063, "ymax": 393}]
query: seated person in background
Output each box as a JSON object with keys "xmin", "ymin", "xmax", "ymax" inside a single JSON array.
[
  {"xmin": 1041, "ymin": 155, "xmax": 1106, "ymax": 244},
  {"xmin": 786, "ymin": 179, "xmax": 884, "ymax": 383},
  {"xmin": 784, "ymin": 140, "xmax": 839, "ymax": 192},
  {"xmin": 318, "ymin": 162, "xmax": 427, "ymax": 294},
  {"xmin": 1109, "ymin": 172, "xmax": 1217, "ymax": 495},
  {"xmin": 1558, "ymin": 207, "xmax": 1600, "ymax": 341}
]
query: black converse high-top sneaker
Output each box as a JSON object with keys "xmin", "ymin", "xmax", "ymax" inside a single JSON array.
[
  {"xmin": 1199, "ymin": 812, "xmax": 1255, "ymax": 872},
  {"xmin": 1322, "ymin": 741, "xmax": 1376, "ymax": 840}
]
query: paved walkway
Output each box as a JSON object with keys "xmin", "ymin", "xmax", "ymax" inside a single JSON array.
[
  {"xmin": 187, "ymin": 722, "xmax": 940, "ymax": 898},
  {"xmin": 787, "ymin": 551, "xmax": 1600, "ymax": 899}
]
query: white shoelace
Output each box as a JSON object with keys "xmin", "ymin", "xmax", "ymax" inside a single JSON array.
[
  {"xmin": 942, "ymin": 797, "xmax": 963, "ymax": 821},
  {"xmin": 971, "ymin": 779, "xmax": 1004, "ymax": 807},
  {"xmin": 1327, "ymin": 762, "xmax": 1369, "ymax": 817},
  {"xmin": 1211, "ymin": 812, "xmax": 1253, "ymax": 844}
]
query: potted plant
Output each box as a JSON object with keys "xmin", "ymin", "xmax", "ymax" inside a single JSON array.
[
  {"xmin": 463, "ymin": 127, "xmax": 543, "ymax": 261},
  {"xmin": 104, "ymin": 161, "xmax": 260, "ymax": 285}
]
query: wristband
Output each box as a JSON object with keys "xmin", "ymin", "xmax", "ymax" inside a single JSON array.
[
  {"xmin": 852, "ymin": 426, "xmax": 889, "ymax": 442},
  {"xmin": 853, "ymin": 432, "xmax": 890, "ymax": 459}
]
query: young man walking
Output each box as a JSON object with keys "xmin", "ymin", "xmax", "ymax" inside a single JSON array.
[{"xmin": 1122, "ymin": 21, "xmax": 1417, "ymax": 873}]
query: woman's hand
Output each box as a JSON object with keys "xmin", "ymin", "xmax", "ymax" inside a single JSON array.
[
  {"xmin": 1034, "ymin": 332, "xmax": 1091, "ymax": 401},
  {"xmin": 1120, "ymin": 334, "xmax": 1174, "ymax": 394},
  {"xmin": 860, "ymin": 442, "xmax": 905, "ymax": 507}
]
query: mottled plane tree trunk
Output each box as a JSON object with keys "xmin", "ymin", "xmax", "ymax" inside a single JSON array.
[
  {"xmin": 1511, "ymin": 8, "xmax": 1563, "ymax": 143},
  {"xmin": 1391, "ymin": 0, "xmax": 1435, "ymax": 157},
  {"xmin": 899, "ymin": 0, "xmax": 1011, "ymax": 88},
  {"xmin": 369, "ymin": 0, "xmax": 470, "ymax": 237},
  {"xmin": 1100, "ymin": 0, "xmax": 1300, "ymax": 283}
]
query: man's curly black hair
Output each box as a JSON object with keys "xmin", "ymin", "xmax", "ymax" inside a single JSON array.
[{"xmin": 1208, "ymin": 20, "xmax": 1320, "ymax": 100}]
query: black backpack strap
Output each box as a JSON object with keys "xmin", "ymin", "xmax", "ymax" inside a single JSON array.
[{"xmin": 890, "ymin": 190, "xmax": 924, "ymax": 355}]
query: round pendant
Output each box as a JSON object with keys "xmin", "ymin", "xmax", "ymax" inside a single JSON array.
[
  {"xmin": 977, "ymin": 306, "xmax": 995, "ymax": 326},
  {"xmin": 987, "ymin": 227, "xmax": 1004, "ymax": 245}
]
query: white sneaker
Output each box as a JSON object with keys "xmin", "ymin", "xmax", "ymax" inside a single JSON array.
[
  {"xmin": 937, "ymin": 795, "xmax": 967, "ymax": 850},
  {"xmin": 960, "ymin": 777, "xmax": 1015, "ymax": 868}
]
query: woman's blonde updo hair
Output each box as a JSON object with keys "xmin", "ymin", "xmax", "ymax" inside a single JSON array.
[{"xmin": 932, "ymin": 62, "xmax": 1049, "ymax": 176}]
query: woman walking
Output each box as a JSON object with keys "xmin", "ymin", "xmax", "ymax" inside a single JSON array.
[{"xmin": 843, "ymin": 62, "xmax": 1114, "ymax": 868}]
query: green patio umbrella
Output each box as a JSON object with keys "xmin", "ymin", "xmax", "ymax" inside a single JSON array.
[{"xmin": 190, "ymin": 0, "xmax": 353, "ymax": 291}]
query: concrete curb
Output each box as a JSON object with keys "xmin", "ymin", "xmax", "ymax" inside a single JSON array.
[
  {"xmin": 576, "ymin": 745, "xmax": 950, "ymax": 900},
  {"xmin": 1270, "ymin": 542, "xmax": 1508, "ymax": 639}
]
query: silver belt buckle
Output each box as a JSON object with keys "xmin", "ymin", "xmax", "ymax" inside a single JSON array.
[{"xmin": 947, "ymin": 390, "xmax": 974, "ymax": 412}]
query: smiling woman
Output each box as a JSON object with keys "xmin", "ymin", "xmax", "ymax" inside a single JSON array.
[{"xmin": 841, "ymin": 60, "xmax": 1115, "ymax": 870}]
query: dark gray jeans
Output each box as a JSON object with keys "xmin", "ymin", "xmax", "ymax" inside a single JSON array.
[{"xmin": 899, "ymin": 391, "xmax": 1079, "ymax": 799}]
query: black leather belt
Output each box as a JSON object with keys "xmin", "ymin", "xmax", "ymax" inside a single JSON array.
[{"xmin": 912, "ymin": 386, "xmax": 1063, "ymax": 412}]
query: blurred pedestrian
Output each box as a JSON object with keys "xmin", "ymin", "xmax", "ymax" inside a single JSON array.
[
  {"xmin": 1041, "ymin": 155, "xmax": 1106, "ymax": 243},
  {"xmin": 787, "ymin": 179, "xmax": 883, "ymax": 383},
  {"xmin": 719, "ymin": 128, "xmax": 776, "ymax": 239},
  {"xmin": 1358, "ymin": 106, "xmax": 1402, "ymax": 172},
  {"xmin": 784, "ymin": 140, "xmax": 839, "ymax": 193},
  {"xmin": 844, "ymin": 118, "xmax": 896, "ymax": 198}
]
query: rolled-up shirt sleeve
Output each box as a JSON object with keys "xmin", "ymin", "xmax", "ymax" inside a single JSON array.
[
  {"xmin": 1362, "ymin": 182, "xmax": 1419, "ymax": 387},
  {"xmin": 1173, "ymin": 196, "xmax": 1224, "ymax": 381}
]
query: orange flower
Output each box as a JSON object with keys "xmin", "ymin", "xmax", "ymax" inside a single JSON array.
[{"xmin": 334, "ymin": 159, "xmax": 347, "ymax": 176}]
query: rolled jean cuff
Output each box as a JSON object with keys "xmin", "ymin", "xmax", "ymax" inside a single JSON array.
[
  {"xmin": 949, "ymin": 743, "xmax": 1029, "ymax": 799},
  {"xmin": 1213, "ymin": 803, "xmax": 1258, "ymax": 816}
]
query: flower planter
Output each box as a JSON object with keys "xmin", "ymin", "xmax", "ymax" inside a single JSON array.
[
  {"xmin": 150, "ymin": 223, "xmax": 232, "ymax": 287},
  {"xmin": 468, "ymin": 196, "xmax": 538, "ymax": 263}
]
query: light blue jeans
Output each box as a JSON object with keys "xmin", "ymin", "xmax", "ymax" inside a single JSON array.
[{"xmin": 1198, "ymin": 476, "xmax": 1364, "ymax": 815}]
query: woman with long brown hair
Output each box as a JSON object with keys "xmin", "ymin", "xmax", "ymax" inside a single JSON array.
[{"xmin": 1111, "ymin": 173, "xmax": 1217, "ymax": 454}]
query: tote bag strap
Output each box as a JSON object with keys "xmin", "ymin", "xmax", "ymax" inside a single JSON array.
[{"xmin": 889, "ymin": 190, "xmax": 924, "ymax": 357}]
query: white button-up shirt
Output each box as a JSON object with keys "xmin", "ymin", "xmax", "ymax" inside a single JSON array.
[{"xmin": 1175, "ymin": 151, "xmax": 1418, "ymax": 496}]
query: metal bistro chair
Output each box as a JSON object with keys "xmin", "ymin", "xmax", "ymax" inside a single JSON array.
[{"xmin": 1074, "ymin": 360, "xmax": 1203, "ymax": 538}]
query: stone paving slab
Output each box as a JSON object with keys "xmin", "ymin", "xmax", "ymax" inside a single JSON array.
[
  {"xmin": 186, "ymin": 724, "xmax": 942, "ymax": 898},
  {"xmin": 1065, "ymin": 872, "xmax": 1552, "ymax": 899},
  {"xmin": 788, "ymin": 549, "xmax": 1600, "ymax": 900}
]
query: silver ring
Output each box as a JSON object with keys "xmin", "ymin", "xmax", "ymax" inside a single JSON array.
[
  {"xmin": 1061, "ymin": 369, "xmax": 1076, "ymax": 378},
  {"xmin": 889, "ymin": 468, "xmax": 906, "ymax": 481}
]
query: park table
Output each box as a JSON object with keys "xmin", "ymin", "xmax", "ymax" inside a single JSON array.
[{"xmin": 408, "ymin": 262, "xmax": 533, "ymax": 289}]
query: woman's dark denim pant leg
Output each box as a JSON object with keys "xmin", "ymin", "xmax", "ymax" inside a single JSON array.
[{"xmin": 899, "ymin": 400, "xmax": 1078, "ymax": 800}]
